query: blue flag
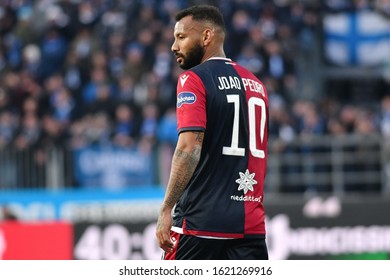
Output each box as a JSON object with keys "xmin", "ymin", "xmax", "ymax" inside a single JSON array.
[{"xmin": 324, "ymin": 11, "xmax": 390, "ymax": 66}]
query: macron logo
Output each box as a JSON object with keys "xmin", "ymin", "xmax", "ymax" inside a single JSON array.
[
  {"xmin": 177, "ymin": 92, "xmax": 196, "ymax": 108},
  {"xmin": 180, "ymin": 74, "xmax": 189, "ymax": 87}
]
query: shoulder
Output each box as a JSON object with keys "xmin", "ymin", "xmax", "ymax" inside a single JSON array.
[{"xmin": 177, "ymin": 70, "xmax": 206, "ymax": 96}]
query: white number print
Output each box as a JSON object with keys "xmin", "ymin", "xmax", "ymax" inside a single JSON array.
[{"xmin": 222, "ymin": 95, "xmax": 266, "ymax": 158}]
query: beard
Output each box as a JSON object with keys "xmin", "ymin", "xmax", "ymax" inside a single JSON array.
[{"xmin": 177, "ymin": 42, "xmax": 205, "ymax": 70}]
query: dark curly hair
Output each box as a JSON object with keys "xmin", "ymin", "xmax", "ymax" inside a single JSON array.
[{"xmin": 175, "ymin": 5, "xmax": 225, "ymax": 33}]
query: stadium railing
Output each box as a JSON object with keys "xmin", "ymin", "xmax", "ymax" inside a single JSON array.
[{"xmin": 0, "ymin": 134, "xmax": 389, "ymax": 194}]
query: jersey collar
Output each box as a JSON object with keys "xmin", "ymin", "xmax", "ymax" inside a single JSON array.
[{"xmin": 207, "ymin": 57, "xmax": 232, "ymax": 62}]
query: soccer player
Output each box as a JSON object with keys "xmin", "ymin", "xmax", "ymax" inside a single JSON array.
[{"xmin": 156, "ymin": 5, "xmax": 269, "ymax": 260}]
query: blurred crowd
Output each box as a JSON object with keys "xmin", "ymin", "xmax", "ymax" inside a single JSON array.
[{"xmin": 0, "ymin": 0, "xmax": 389, "ymax": 173}]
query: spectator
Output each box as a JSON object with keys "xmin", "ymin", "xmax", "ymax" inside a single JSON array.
[
  {"xmin": 116, "ymin": 75, "xmax": 136, "ymax": 103},
  {"xmin": 39, "ymin": 27, "xmax": 68, "ymax": 80},
  {"xmin": 139, "ymin": 102, "xmax": 159, "ymax": 142},
  {"xmin": 236, "ymin": 43, "xmax": 264, "ymax": 77},
  {"xmin": 112, "ymin": 103, "xmax": 138, "ymax": 148},
  {"xmin": 263, "ymin": 40, "xmax": 295, "ymax": 98},
  {"xmin": 84, "ymin": 112, "xmax": 112, "ymax": 146},
  {"xmin": 62, "ymin": 49, "xmax": 85, "ymax": 96},
  {"xmin": 21, "ymin": 44, "xmax": 41, "ymax": 78},
  {"xmin": 157, "ymin": 106, "xmax": 178, "ymax": 146},
  {"xmin": 0, "ymin": 110, "xmax": 18, "ymax": 148},
  {"xmin": 14, "ymin": 113, "xmax": 41, "ymax": 150},
  {"xmin": 38, "ymin": 114, "xmax": 67, "ymax": 149},
  {"xmin": 82, "ymin": 66, "xmax": 114, "ymax": 106},
  {"xmin": 123, "ymin": 43, "xmax": 148, "ymax": 83},
  {"xmin": 50, "ymin": 87, "xmax": 76, "ymax": 126},
  {"xmin": 87, "ymin": 84, "xmax": 116, "ymax": 115}
]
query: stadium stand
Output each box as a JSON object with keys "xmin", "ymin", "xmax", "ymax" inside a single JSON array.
[{"xmin": 0, "ymin": 0, "xmax": 389, "ymax": 193}]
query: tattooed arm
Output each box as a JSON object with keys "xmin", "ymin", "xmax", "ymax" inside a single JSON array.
[{"xmin": 156, "ymin": 131, "xmax": 204, "ymax": 252}]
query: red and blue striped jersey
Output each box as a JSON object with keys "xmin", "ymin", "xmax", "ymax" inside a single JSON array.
[{"xmin": 173, "ymin": 57, "xmax": 269, "ymax": 238}]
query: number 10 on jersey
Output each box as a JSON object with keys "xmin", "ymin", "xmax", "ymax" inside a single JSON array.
[{"xmin": 222, "ymin": 94, "xmax": 266, "ymax": 158}]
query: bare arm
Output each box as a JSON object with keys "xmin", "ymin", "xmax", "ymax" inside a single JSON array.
[
  {"xmin": 156, "ymin": 131, "xmax": 204, "ymax": 252},
  {"xmin": 162, "ymin": 131, "xmax": 203, "ymax": 209}
]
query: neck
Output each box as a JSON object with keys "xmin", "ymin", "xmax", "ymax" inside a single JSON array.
[{"xmin": 202, "ymin": 48, "xmax": 226, "ymax": 63}]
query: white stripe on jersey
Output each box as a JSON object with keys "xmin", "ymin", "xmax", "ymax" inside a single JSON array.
[{"xmin": 170, "ymin": 226, "xmax": 235, "ymax": 239}]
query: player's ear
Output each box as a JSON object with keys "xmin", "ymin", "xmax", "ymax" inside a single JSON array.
[{"xmin": 203, "ymin": 29, "xmax": 213, "ymax": 47}]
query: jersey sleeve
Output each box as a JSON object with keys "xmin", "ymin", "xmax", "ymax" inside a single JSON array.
[{"xmin": 176, "ymin": 71, "xmax": 206, "ymax": 134}]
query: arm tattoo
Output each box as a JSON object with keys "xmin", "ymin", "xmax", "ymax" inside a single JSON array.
[
  {"xmin": 192, "ymin": 132, "xmax": 203, "ymax": 143},
  {"xmin": 163, "ymin": 144, "xmax": 202, "ymax": 209}
]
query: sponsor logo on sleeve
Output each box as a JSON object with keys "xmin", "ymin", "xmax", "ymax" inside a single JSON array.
[{"xmin": 177, "ymin": 92, "xmax": 196, "ymax": 108}]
